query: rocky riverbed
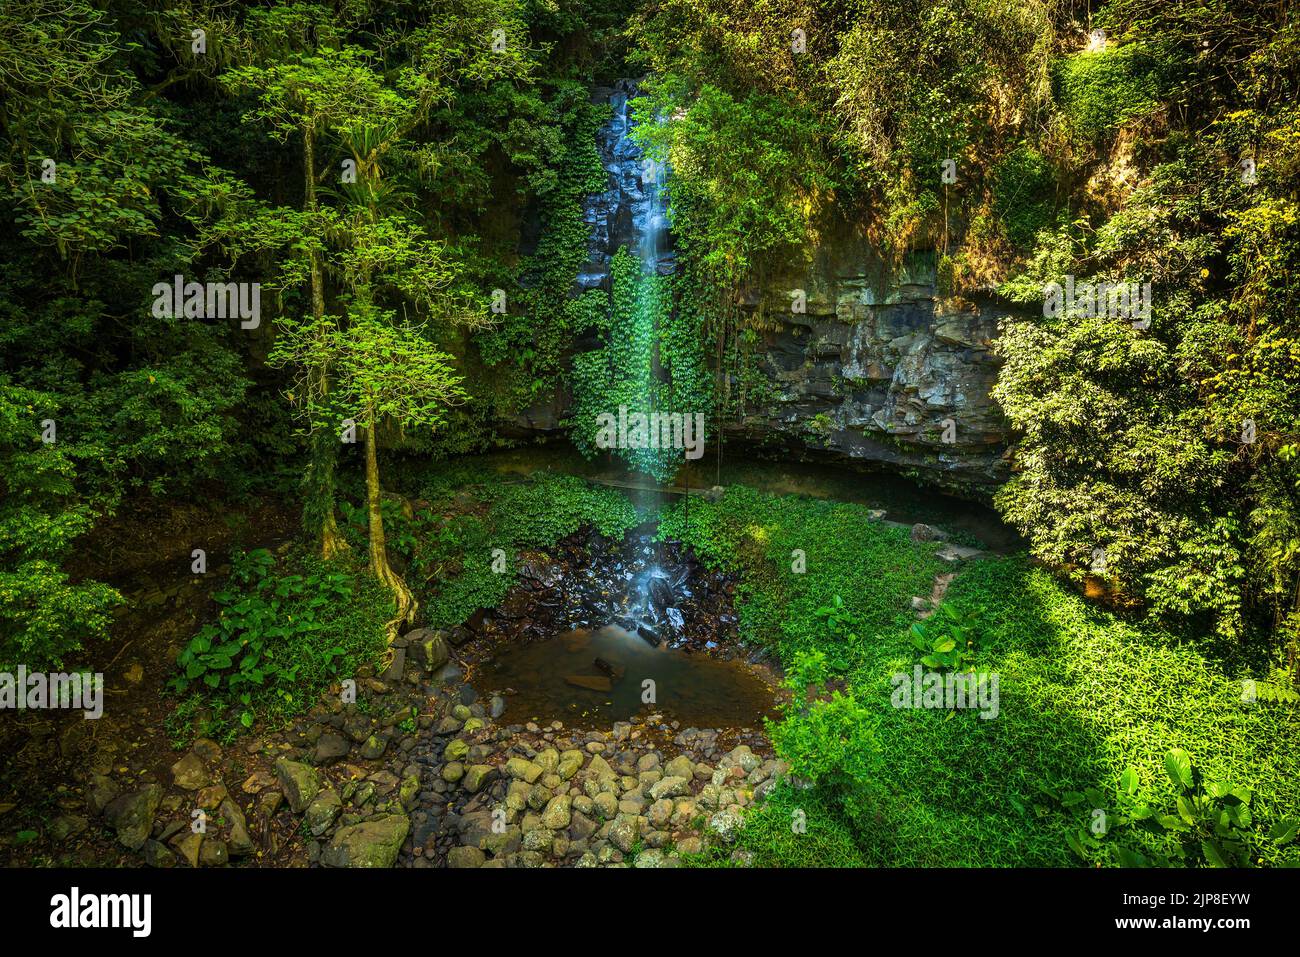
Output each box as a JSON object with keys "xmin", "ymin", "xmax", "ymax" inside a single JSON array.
[
  {"xmin": 51, "ymin": 530, "xmax": 788, "ymax": 869},
  {"xmin": 78, "ymin": 632, "xmax": 783, "ymax": 869}
]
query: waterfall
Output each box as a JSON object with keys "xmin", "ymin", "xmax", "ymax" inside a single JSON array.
[
  {"xmin": 580, "ymin": 81, "xmax": 681, "ymax": 599},
  {"xmin": 632, "ymin": 96, "xmax": 666, "ymax": 273},
  {"xmin": 581, "ymin": 81, "xmax": 674, "ymax": 290}
]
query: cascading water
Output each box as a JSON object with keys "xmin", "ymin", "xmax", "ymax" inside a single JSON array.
[
  {"xmin": 580, "ymin": 81, "xmax": 681, "ymax": 619},
  {"xmin": 475, "ymin": 85, "xmax": 780, "ymax": 727},
  {"xmin": 579, "ymin": 81, "xmax": 675, "ymax": 291}
]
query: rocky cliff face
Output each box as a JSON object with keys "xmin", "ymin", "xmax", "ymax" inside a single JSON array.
[
  {"xmin": 725, "ymin": 241, "xmax": 1010, "ymax": 492},
  {"xmin": 516, "ymin": 81, "xmax": 1011, "ymax": 495}
]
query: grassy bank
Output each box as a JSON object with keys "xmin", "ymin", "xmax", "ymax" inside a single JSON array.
[{"xmin": 662, "ymin": 487, "xmax": 1300, "ymax": 868}]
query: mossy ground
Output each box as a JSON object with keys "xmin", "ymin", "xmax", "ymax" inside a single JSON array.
[{"xmin": 661, "ymin": 486, "xmax": 1300, "ymax": 867}]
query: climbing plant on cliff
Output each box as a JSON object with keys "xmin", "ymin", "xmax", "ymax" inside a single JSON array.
[
  {"xmin": 475, "ymin": 84, "xmax": 610, "ymax": 410},
  {"xmin": 568, "ymin": 248, "xmax": 712, "ymax": 481}
]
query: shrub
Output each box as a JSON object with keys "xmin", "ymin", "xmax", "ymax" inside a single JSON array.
[
  {"xmin": 168, "ymin": 547, "xmax": 390, "ymax": 739},
  {"xmin": 0, "ymin": 381, "xmax": 120, "ymax": 670},
  {"xmin": 1054, "ymin": 44, "xmax": 1160, "ymax": 147},
  {"xmin": 993, "ymin": 145, "xmax": 1058, "ymax": 249}
]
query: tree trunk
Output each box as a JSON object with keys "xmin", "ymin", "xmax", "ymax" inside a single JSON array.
[
  {"xmin": 303, "ymin": 122, "xmax": 346, "ymax": 559},
  {"xmin": 364, "ymin": 402, "xmax": 416, "ymax": 642}
]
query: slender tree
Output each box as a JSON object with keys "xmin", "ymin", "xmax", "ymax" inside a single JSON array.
[
  {"xmin": 222, "ymin": 10, "xmax": 409, "ymax": 557},
  {"xmin": 269, "ymin": 305, "xmax": 466, "ymax": 638}
]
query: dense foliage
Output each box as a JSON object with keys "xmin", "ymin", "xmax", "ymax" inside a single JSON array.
[
  {"xmin": 0, "ymin": 0, "xmax": 638, "ymax": 664},
  {"xmin": 629, "ymin": 0, "xmax": 1300, "ymax": 667},
  {"xmin": 667, "ymin": 487, "xmax": 1300, "ymax": 867},
  {"xmin": 168, "ymin": 546, "xmax": 391, "ymax": 740},
  {"xmin": 1, "ymin": 0, "xmax": 1297, "ymax": 870}
]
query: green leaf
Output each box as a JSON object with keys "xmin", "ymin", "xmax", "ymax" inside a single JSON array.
[
  {"xmin": 1201, "ymin": 839, "xmax": 1229, "ymax": 868},
  {"xmin": 1226, "ymin": 804, "xmax": 1251, "ymax": 829},
  {"xmin": 1114, "ymin": 845, "xmax": 1148, "ymax": 867},
  {"xmin": 1164, "ymin": 748, "xmax": 1194, "ymax": 789},
  {"xmin": 1118, "ymin": 767, "xmax": 1138, "ymax": 795},
  {"xmin": 1267, "ymin": 819, "xmax": 1300, "ymax": 843}
]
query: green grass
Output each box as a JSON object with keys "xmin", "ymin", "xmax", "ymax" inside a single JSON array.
[
  {"xmin": 657, "ymin": 484, "xmax": 945, "ymax": 671},
  {"xmin": 684, "ymin": 783, "xmax": 868, "ymax": 868},
  {"xmin": 663, "ymin": 486, "xmax": 1300, "ymax": 867}
]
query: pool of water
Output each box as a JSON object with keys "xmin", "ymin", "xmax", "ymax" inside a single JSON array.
[
  {"xmin": 483, "ymin": 624, "xmax": 779, "ymax": 728},
  {"xmin": 403, "ymin": 443, "xmax": 1019, "ymax": 551}
]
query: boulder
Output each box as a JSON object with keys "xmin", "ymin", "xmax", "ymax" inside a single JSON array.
[
  {"xmin": 170, "ymin": 831, "xmax": 203, "ymax": 868},
  {"xmin": 170, "ymin": 753, "xmax": 209, "ymax": 791},
  {"xmin": 540, "ymin": 795, "xmax": 572, "ymax": 830},
  {"xmin": 321, "ymin": 814, "xmax": 410, "ymax": 868},
  {"xmin": 709, "ymin": 806, "xmax": 746, "ymax": 843},
  {"xmin": 648, "ymin": 799, "xmax": 673, "ymax": 828},
  {"xmin": 663, "ymin": 755, "xmax": 694, "ymax": 780},
  {"xmin": 220, "ymin": 797, "xmax": 255, "ymax": 856},
  {"xmin": 199, "ymin": 839, "xmax": 229, "ymax": 867},
  {"xmin": 447, "ymin": 845, "xmax": 485, "ymax": 868},
  {"xmin": 608, "ymin": 813, "xmax": 640, "ymax": 853},
  {"xmin": 442, "ymin": 738, "xmax": 469, "ymax": 763},
  {"xmin": 274, "ymin": 758, "xmax": 320, "ymax": 813},
  {"xmin": 463, "ymin": 765, "xmax": 494, "ymax": 793},
  {"xmin": 305, "ymin": 788, "xmax": 342, "ymax": 837},
  {"xmin": 504, "ymin": 757, "xmax": 543, "ymax": 783},
  {"xmin": 312, "ymin": 732, "xmax": 350, "ymax": 765},
  {"xmin": 557, "ymin": 750, "xmax": 585, "ymax": 781},
  {"xmin": 142, "ymin": 839, "xmax": 176, "ymax": 868},
  {"xmin": 648, "ymin": 776, "xmax": 690, "ymax": 801},
  {"xmin": 104, "ymin": 784, "xmax": 162, "ymax": 851},
  {"xmin": 910, "ymin": 523, "xmax": 943, "ymax": 543}
]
